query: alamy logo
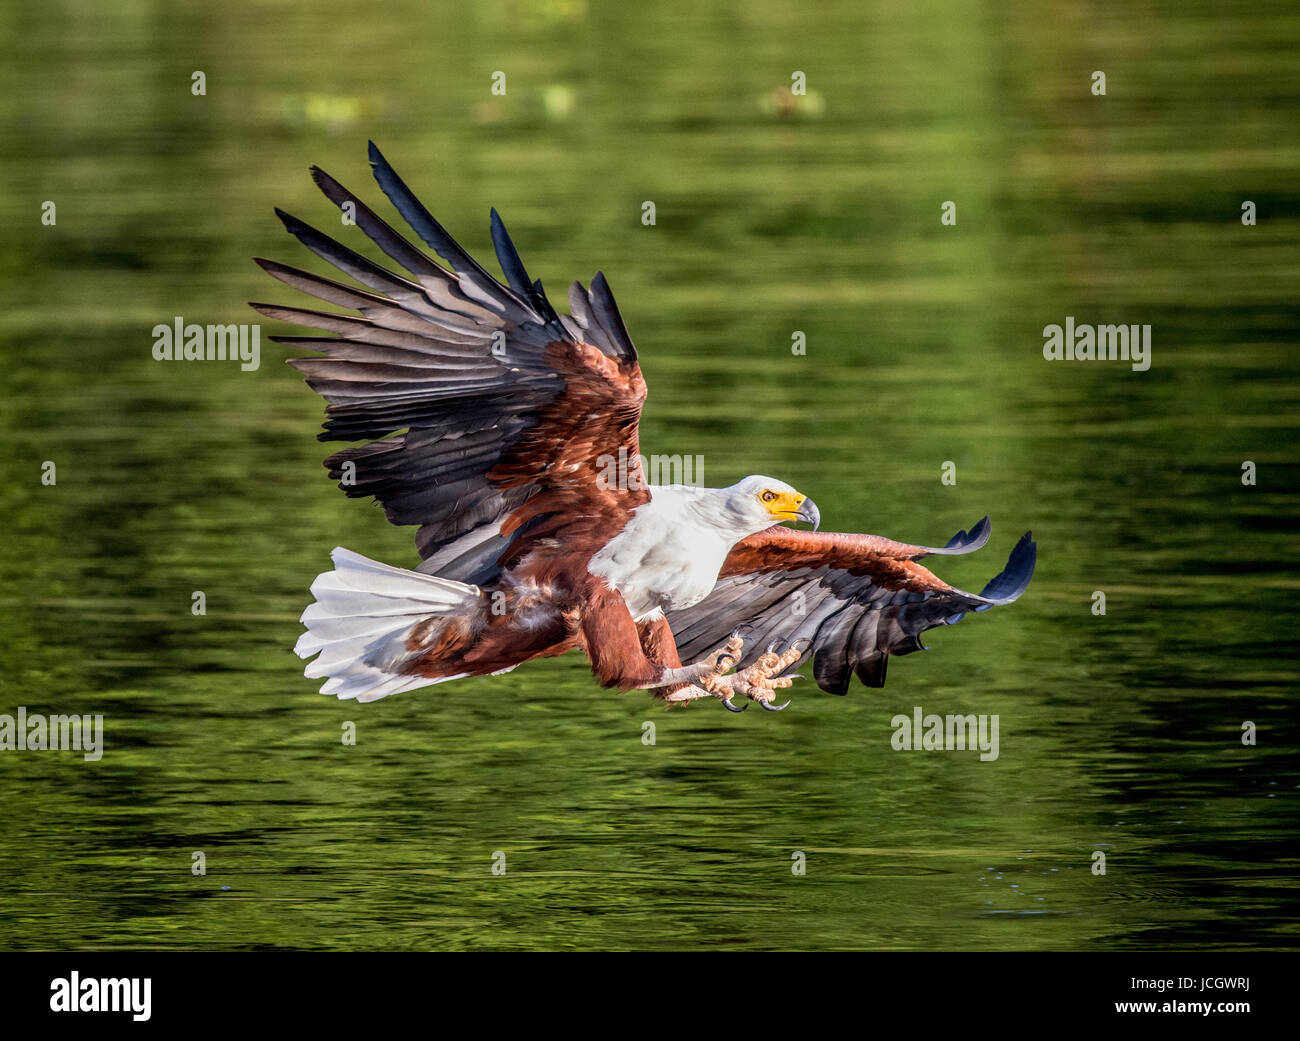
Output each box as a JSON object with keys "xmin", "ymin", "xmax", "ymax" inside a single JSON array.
[
  {"xmin": 1042, "ymin": 316, "xmax": 1151, "ymax": 371},
  {"xmin": 50, "ymin": 972, "xmax": 151, "ymax": 1021},
  {"xmin": 595, "ymin": 446, "xmax": 704, "ymax": 490},
  {"xmin": 0, "ymin": 707, "xmax": 103, "ymax": 761},
  {"xmin": 151, "ymin": 316, "xmax": 261, "ymax": 371},
  {"xmin": 891, "ymin": 706, "xmax": 1000, "ymax": 761}
]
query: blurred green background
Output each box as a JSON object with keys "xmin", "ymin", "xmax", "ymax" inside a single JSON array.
[{"xmin": 0, "ymin": 0, "xmax": 1297, "ymax": 950}]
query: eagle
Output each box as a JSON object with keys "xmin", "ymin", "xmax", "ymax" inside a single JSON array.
[{"xmin": 252, "ymin": 143, "xmax": 1036, "ymax": 712}]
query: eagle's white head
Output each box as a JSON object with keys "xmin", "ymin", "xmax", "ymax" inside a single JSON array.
[{"xmin": 716, "ymin": 475, "xmax": 820, "ymax": 538}]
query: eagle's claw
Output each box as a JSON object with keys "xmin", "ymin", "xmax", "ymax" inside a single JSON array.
[
  {"xmin": 661, "ymin": 634, "xmax": 799, "ymax": 714},
  {"xmin": 707, "ymin": 643, "xmax": 804, "ymax": 709},
  {"xmin": 707, "ymin": 635, "xmax": 744, "ymax": 675}
]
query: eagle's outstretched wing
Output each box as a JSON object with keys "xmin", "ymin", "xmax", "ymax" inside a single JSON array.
[
  {"xmin": 251, "ymin": 142, "xmax": 646, "ymax": 583},
  {"xmin": 667, "ymin": 517, "xmax": 1036, "ymax": 695}
]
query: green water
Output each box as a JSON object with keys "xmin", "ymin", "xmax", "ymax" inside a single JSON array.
[{"xmin": 1, "ymin": 0, "xmax": 1297, "ymax": 950}]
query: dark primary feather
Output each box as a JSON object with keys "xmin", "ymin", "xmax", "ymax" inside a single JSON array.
[
  {"xmin": 490, "ymin": 208, "xmax": 533, "ymax": 295},
  {"xmin": 490, "ymin": 207, "xmax": 561, "ymax": 325},
  {"xmin": 366, "ymin": 141, "xmax": 504, "ymax": 290},
  {"xmin": 932, "ymin": 515, "xmax": 992, "ymax": 554}
]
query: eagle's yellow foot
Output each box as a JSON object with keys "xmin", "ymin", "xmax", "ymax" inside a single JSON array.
[
  {"xmin": 710, "ymin": 642, "xmax": 806, "ymax": 711},
  {"xmin": 657, "ymin": 634, "xmax": 749, "ymax": 710},
  {"xmin": 704, "ymin": 634, "xmax": 745, "ymax": 675},
  {"xmin": 647, "ymin": 634, "xmax": 745, "ymax": 706},
  {"xmin": 657, "ymin": 633, "xmax": 807, "ymax": 714}
]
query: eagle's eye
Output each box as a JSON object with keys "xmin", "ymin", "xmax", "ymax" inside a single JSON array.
[{"xmin": 760, "ymin": 490, "xmax": 777, "ymax": 503}]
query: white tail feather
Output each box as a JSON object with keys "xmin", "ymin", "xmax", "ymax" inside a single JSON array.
[{"xmin": 295, "ymin": 547, "xmax": 480, "ymax": 702}]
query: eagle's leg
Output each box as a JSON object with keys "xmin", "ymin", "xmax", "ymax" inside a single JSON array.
[
  {"xmin": 581, "ymin": 582, "xmax": 743, "ymax": 697},
  {"xmin": 635, "ymin": 615, "xmax": 689, "ymax": 703},
  {"xmin": 640, "ymin": 636, "xmax": 744, "ymax": 694},
  {"xmin": 638, "ymin": 616, "xmax": 746, "ymax": 711}
]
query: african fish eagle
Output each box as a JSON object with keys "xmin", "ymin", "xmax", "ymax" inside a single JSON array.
[{"xmin": 252, "ymin": 143, "xmax": 1036, "ymax": 712}]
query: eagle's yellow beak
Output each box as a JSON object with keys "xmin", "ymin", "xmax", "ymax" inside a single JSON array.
[{"xmin": 765, "ymin": 491, "xmax": 820, "ymax": 530}]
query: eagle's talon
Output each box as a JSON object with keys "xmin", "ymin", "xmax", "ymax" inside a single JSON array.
[
  {"xmin": 708, "ymin": 635, "xmax": 745, "ymax": 674},
  {"xmin": 773, "ymin": 647, "xmax": 802, "ymax": 673},
  {"xmin": 699, "ymin": 642, "xmax": 804, "ymax": 710},
  {"xmin": 721, "ymin": 697, "xmax": 748, "ymax": 713}
]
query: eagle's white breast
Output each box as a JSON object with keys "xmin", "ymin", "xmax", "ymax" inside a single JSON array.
[{"xmin": 587, "ymin": 485, "xmax": 741, "ymax": 622}]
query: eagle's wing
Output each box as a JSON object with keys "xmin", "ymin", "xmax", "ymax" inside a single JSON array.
[
  {"xmin": 251, "ymin": 142, "xmax": 646, "ymax": 583},
  {"xmin": 667, "ymin": 517, "xmax": 1036, "ymax": 695}
]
